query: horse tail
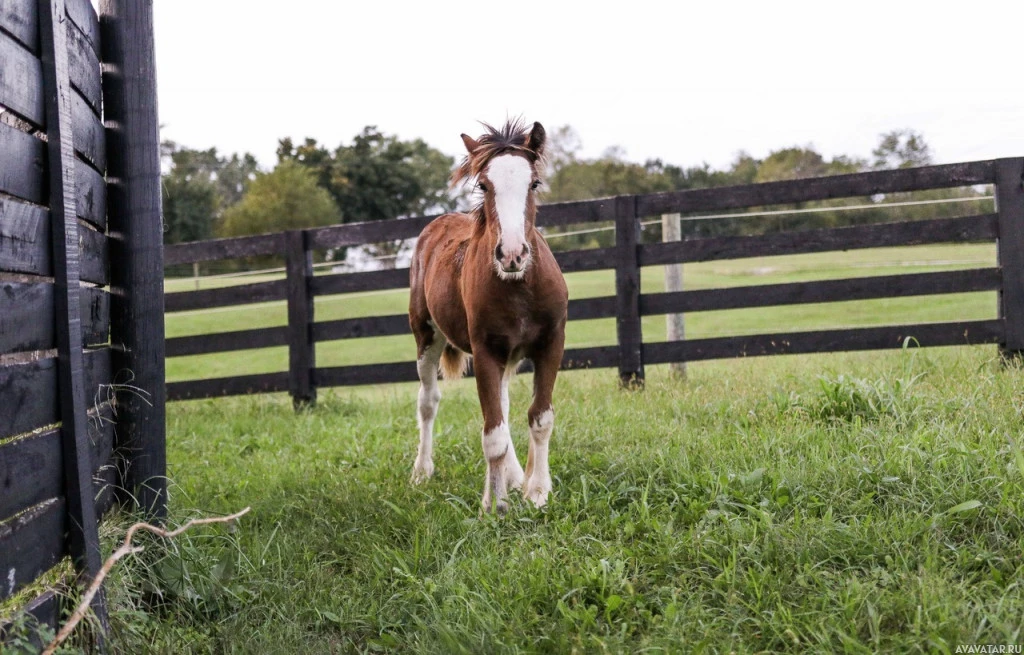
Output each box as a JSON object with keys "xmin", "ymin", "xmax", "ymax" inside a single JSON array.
[{"xmin": 440, "ymin": 345, "xmax": 469, "ymax": 381}]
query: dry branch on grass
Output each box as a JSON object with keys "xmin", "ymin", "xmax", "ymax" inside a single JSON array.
[{"xmin": 42, "ymin": 507, "xmax": 251, "ymax": 655}]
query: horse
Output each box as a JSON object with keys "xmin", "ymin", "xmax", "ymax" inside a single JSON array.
[{"xmin": 408, "ymin": 119, "xmax": 568, "ymax": 514}]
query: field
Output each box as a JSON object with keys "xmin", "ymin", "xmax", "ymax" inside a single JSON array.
[{"xmin": 11, "ymin": 244, "xmax": 1024, "ymax": 653}]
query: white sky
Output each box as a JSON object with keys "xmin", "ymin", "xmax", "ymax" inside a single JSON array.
[{"xmin": 152, "ymin": 0, "xmax": 1024, "ymax": 171}]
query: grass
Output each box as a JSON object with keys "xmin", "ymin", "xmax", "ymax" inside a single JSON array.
[
  {"xmin": 98, "ymin": 348, "xmax": 1024, "ymax": 653},
  {"xmin": 7, "ymin": 242, "xmax": 1023, "ymax": 653}
]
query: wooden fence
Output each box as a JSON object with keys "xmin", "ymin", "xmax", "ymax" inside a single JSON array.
[
  {"xmin": 164, "ymin": 157, "xmax": 1024, "ymax": 405},
  {"xmin": 0, "ymin": 0, "xmax": 164, "ymax": 646}
]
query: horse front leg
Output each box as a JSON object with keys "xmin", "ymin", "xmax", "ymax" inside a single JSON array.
[
  {"xmin": 474, "ymin": 351, "xmax": 511, "ymax": 515},
  {"xmin": 524, "ymin": 339, "xmax": 563, "ymax": 508}
]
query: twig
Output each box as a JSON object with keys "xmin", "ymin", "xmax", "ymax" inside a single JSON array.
[{"xmin": 42, "ymin": 507, "xmax": 251, "ymax": 655}]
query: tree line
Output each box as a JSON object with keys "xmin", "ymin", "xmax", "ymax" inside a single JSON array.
[{"xmin": 161, "ymin": 126, "xmax": 991, "ymax": 257}]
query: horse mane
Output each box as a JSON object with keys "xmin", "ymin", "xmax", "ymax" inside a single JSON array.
[{"xmin": 450, "ymin": 118, "xmax": 547, "ymax": 189}]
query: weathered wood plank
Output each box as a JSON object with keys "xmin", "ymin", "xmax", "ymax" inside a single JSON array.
[
  {"xmin": 166, "ymin": 371, "xmax": 290, "ymax": 401},
  {"xmin": 286, "ymin": 231, "xmax": 315, "ymax": 406},
  {"xmin": 637, "ymin": 160, "xmax": 996, "ymax": 216},
  {"xmin": 72, "ymin": 88, "xmax": 105, "ymax": 171},
  {"xmin": 554, "ymin": 246, "xmax": 617, "ymax": 274},
  {"xmin": 164, "ymin": 279, "xmax": 287, "ymax": 312},
  {"xmin": 166, "ymin": 325, "xmax": 288, "ymax": 357},
  {"xmin": 0, "ymin": 29, "xmax": 43, "ymax": 126},
  {"xmin": 0, "ymin": 283, "xmax": 109, "ymax": 355},
  {"xmin": 640, "ymin": 268, "xmax": 1002, "ymax": 316},
  {"xmin": 79, "ymin": 226, "xmax": 107, "ymax": 285},
  {"xmin": 164, "ymin": 232, "xmax": 285, "ymax": 266},
  {"xmin": 75, "ymin": 158, "xmax": 106, "ymax": 229},
  {"xmin": 995, "ymin": 158, "xmax": 1024, "ymax": 355},
  {"xmin": 102, "ymin": 0, "xmax": 167, "ymax": 521},
  {"xmin": 66, "ymin": 14, "xmax": 100, "ymax": 114},
  {"xmin": 644, "ymin": 319, "xmax": 1004, "ymax": 365},
  {"xmin": 538, "ymin": 197, "xmax": 618, "ymax": 229},
  {"xmin": 313, "ymin": 314, "xmax": 409, "ymax": 342},
  {"xmin": 0, "ymin": 196, "xmax": 50, "ymax": 275},
  {"xmin": 311, "ymin": 268, "xmax": 409, "ymax": 296},
  {"xmin": 0, "ymin": 498, "xmax": 65, "ymax": 602},
  {"xmin": 567, "ymin": 295, "xmax": 617, "ymax": 321},
  {"xmin": 307, "ymin": 215, "xmax": 438, "ymax": 251},
  {"xmin": 614, "ymin": 196, "xmax": 643, "ymax": 385},
  {"xmin": 39, "ymin": 0, "xmax": 106, "ymax": 626},
  {"xmin": 0, "ymin": 590, "xmax": 60, "ymax": 650},
  {"xmin": 0, "ymin": 122, "xmax": 45, "ymax": 204},
  {"xmin": 0, "ymin": 401, "xmax": 116, "ymax": 523},
  {"xmin": 65, "ymin": 0, "xmax": 98, "ymax": 56},
  {"xmin": 0, "ymin": 0, "xmax": 39, "ymax": 53},
  {"xmin": 0, "ymin": 346, "xmax": 110, "ymax": 441},
  {"xmin": 639, "ymin": 214, "xmax": 999, "ymax": 267}
]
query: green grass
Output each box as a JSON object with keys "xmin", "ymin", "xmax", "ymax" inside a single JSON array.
[
  {"xmin": 8, "ymin": 242, "xmax": 1022, "ymax": 653},
  {"xmin": 100, "ymin": 348, "xmax": 1024, "ymax": 653}
]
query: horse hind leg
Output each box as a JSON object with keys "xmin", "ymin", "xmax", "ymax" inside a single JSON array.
[{"xmin": 411, "ymin": 325, "xmax": 445, "ymax": 484}]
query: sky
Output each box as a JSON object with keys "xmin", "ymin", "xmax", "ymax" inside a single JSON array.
[{"xmin": 151, "ymin": 0, "xmax": 1024, "ymax": 172}]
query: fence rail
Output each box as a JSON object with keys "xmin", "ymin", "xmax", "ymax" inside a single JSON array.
[
  {"xmin": 162, "ymin": 156, "xmax": 1021, "ymax": 402},
  {"xmin": 1, "ymin": 0, "xmax": 164, "ymax": 647}
]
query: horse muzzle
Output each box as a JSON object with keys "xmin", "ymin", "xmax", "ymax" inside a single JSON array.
[{"xmin": 494, "ymin": 242, "xmax": 531, "ymax": 278}]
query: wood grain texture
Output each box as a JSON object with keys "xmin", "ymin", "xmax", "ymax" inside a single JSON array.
[
  {"xmin": 164, "ymin": 279, "xmax": 287, "ymax": 312},
  {"xmin": 0, "ymin": 283, "xmax": 109, "ymax": 355},
  {"xmin": 644, "ymin": 320, "xmax": 1004, "ymax": 365},
  {"xmin": 0, "ymin": 346, "xmax": 110, "ymax": 441},
  {"xmin": 0, "ymin": 0, "xmax": 40, "ymax": 53},
  {"xmin": 639, "ymin": 269, "xmax": 1001, "ymax": 316},
  {"xmin": 637, "ymin": 160, "xmax": 996, "ymax": 216},
  {"xmin": 64, "ymin": 0, "xmax": 98, "ymax": 56},
  {"xmin": 101, "ymin": 0, "xmax": 167, "ymax": 520},
  {"xmin": 614, "ymin": 195, "xmax": 643, "ymax": 385},
  {"xmin": 639, "ymin": 214, "xmax": 999, "ymax": 267},
  {"xmin": 166, "ymin": 325, "xmax": 289, "ymax": 357},
  {"xmin": 0, "ymin": 401, "xmax": 116, "ymax": 523},
  {"xmin": 164, "ymin": 232, "xmax": 285, "ymax": 266},
  {"xmin": 995, "ymin": 158, "xmax": 1024, "ymax": 353},
  {"xmin": 286, "ymin": 230, "xmax": 315, "ymax": 406},
  {"xmin": 166, "ymin": 371, "xmax": 290, "ymax": 401},
  {"xmin": 0, "ymin": 498, "xmax": 66, "ymax": 602}
]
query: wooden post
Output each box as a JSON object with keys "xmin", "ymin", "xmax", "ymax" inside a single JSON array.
[
  {"xmin": 615, "ymin": 195, "xmax": 644, "ymax": 387},
  {"xmin": 995, "ymin": 157, "xmax": 1024, "ymax": 361},
  {"xmin": 37, "ymin": 0, "xmax": 109, "ymax": 631},
  {"xmin": 100, "ymin": 0, "xmax": 167, "ymax": 520},
  {"xmin": 661, "ymin": 213, "xmax": 686, "ymax": 378},
  {"xmin": 287, "ymin": 230, "xmax": 316, "ymax": 408}
]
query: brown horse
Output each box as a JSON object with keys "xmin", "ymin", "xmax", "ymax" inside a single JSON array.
[{"xmin": 408, "ymin": 119, "xmax": 568, "ymax": 514}]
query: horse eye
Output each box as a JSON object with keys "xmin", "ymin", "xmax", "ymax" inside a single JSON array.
[
  {"xmin": 531, "ymin": 181, "xmax": 541, "ymax": 190},
  {"xmin": 477, "ymin": 183, "xmax": 488, "ymax": 192}
]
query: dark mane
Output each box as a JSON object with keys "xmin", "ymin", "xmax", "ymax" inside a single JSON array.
[{"xmin": 451, "ymin": 118, "xmax": 542, "ymax": 188}]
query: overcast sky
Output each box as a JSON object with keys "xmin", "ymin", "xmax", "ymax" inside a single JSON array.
[{"xmin": 151, "ymin": 1, "xmax": 1024, "ymax": 171}]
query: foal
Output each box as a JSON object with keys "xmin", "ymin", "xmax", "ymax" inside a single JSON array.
[{"xmin": 408, "ymin": 120, "xmax": 568, "ymax": 513}]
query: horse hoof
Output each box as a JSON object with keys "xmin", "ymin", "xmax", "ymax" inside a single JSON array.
[
  {"xmin": 523, "ymin": 482, "xmax": 550, "ymax": 508},
  {"xmin": 410, "ymin": 460, "xmax": 434, "ymax": 484}
]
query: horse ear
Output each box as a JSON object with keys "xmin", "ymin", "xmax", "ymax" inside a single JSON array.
[
  {"xmin": 461, "ymin": 133, "xmax": 480, "ymax": 154},
  {"xmin": 527, "ymin": 122, "xmax": 546, "ymax": 156}
]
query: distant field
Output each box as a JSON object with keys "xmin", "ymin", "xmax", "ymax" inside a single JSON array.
[{"xmin": 165, "ymin": 243, "xmax": 998, "ymax": 382}]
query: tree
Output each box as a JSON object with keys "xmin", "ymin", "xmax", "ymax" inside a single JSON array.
[
  {"xmin": 872, "ymin": 129, "xmax": 932, "ymax": 170},
  {"xmin": 278, "ymin": 126, "xmax": 458, "ymax": 221},
  {"xmin": 161, "ymin": 142, "xmax": 260, "ymax": 244},
  {"xmin": 218, "ymin": 161, "xmax": 341, "ymax": 238}
]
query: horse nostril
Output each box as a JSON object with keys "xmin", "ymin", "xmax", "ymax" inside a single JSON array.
[{"xmin": 494, "ymin": 244, "xmax": 503, "ymax": 261}]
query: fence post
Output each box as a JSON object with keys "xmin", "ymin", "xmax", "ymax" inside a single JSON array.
[
  {"xmin": 996, "ymin": 157, "xmax": 1024, "ymax": 361},
  {"xmin": 101, "ymin": 0, "xmax": 167, "ymax": 521},
  {"xmin": 38, "ymin": 0, "xmax": 109, "ymax": 631},
  {"xmin": 661, "ymin": 213, "xmax": 686, "ymax": 378},
  {"xmin": 287, "ymin": 230, "xmax": 316, "ymax": 408},
  {"xmin": 615, "ymin": 195, "xmax": 644, "ymax": 387}
]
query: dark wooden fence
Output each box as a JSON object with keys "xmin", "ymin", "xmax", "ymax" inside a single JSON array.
[
  {"xmin": 164, "ymin": 157, "xmax": 1023, "ymax": 403},
  {"xmin": 0, "ymin": 0, "xmax": 164, "ymax": 646}
]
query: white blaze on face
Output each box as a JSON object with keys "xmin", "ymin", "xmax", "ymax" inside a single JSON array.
[{"xmin": 485, "ymin": 154, "xmax": 532, "ymax": 270}]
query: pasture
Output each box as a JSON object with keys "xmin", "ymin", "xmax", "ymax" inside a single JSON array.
[{"xmin": 63, "ymin": 241, "xmax": 1022, "ymax": 653}]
